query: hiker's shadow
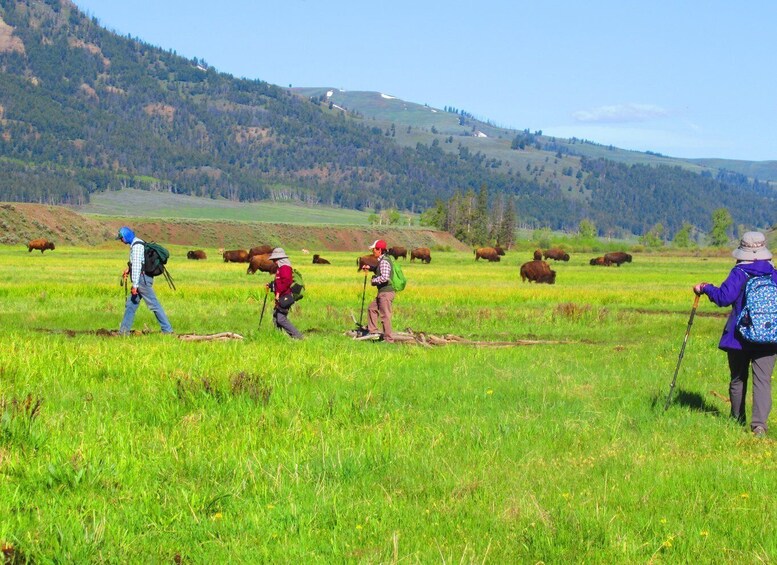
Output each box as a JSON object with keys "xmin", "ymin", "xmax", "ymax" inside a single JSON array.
[{"xmin": 653, "ymin": 388, "xmax": 722, "ymax": 415}]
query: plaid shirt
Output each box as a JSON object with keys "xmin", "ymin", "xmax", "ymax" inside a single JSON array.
[
  {"xmin": 371, "ymin": 255, "xmax": 393, "ymax": 289},
  {"xmin": 129, "ymin": 238, "xmax": 145, "ymax": 287}
]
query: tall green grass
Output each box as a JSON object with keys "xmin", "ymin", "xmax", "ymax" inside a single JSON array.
[
  {"xmin": 0, "ymin": 246, "xmax": 775, "ymax": 562},
  {"xmin": 78, "ymin": 188, "xmax": 376, "ymax": 225}
]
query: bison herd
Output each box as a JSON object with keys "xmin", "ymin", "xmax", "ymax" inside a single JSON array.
[{"xmin": 24, "ymin": 236, "xmax": 632, "ymax": 287}]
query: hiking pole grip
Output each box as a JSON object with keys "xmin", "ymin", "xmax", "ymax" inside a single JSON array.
[{"xmin": 664, "ymin": 293, "xmax": 701, "ymax": 411}]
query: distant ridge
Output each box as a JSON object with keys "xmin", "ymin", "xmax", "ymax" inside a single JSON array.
[{"xmin": 0, "ymin": 0, "xmax": 776, "ymax": 237}]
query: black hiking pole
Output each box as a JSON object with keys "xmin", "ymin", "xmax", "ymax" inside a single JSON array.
[
  {"xmin": 357, "ymin": 271, "xmax": 368, "ymax": 332},
  {"xmin": 258, "ymin": 286, "xmax": 269, "ymax": 329},
  {"xmin": 664, "ymin": 294, "xmax": 701, "ymax": 410}
]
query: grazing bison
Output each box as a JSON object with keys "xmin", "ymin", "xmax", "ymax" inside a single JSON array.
[
  {"xmin": 28, "ymin": 238, "xmax": 55, "ymax": 253},
  {"xmin": 357, "ymin": 254, "xmax": 379, "ymax": 271},
  {"xmin": 474, "ymin": 247, "xmax": 500, "ymax": 262},
  {"xmin": 410, "ymin": 247, "xmax": 432, "ymax": 263},
  {"xmin": 589, "ymin": 256, "xmax": 613, "ymax": 266},
  {"xmin": 187, "ymin": 250, "xmax": 207, "ymax": 260},
  {"xmin": 543, "ymin": 248, "xmax": 570, "ymax": 262},
  {"xmin": 312, "ymin": 254, "xmax": 330, "ymax": 264},
  {"xmin": 247, "ymin": 253, "xmax": 277, "ymax": 275},
  {"xmin": 388, "ymin": 246, "xmax": 407, "ymax": 260},
  {"xmin": 519, "ymin": 260, "xmax": 557, "ymax": 284},
  {"xmin": 533, "ymin": 249, "xmax": 543, "ymax": 261},
  {"xmin": 248, "ymin": 245, "xmax": 273, "ymax": 259},
  {"xmin": 223, "ymin": 249, "xmax": 250, "ymax": 263},
  {"xmin": 495, "ymin": 245, "xmax": 506, "ymax": 256},
  {"xmin": 604, "ymin": 252, "xmax": 632, "ymax": 266}
]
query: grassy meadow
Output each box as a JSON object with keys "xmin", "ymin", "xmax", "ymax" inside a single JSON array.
[
  {"xmin": 1, "ymin": 245, "xmax": 776, "ymax": 562},
  {"xmin": 76, "ymin": 189, "xmax": 381, "ymax": 225}
]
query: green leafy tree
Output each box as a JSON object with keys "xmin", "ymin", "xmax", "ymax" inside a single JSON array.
[
  {"xmin": 578, "ymin": 219, "xmax": 597, "ymax": 239},
  {"xmin": 388, "ymin": 209, "xmax": 401, "ymax": 225},
  {"xmin": 640, "ymin": 223, "xmax": 665, "ymax": 248},
  {"xmin": 673, "ymin": 222, "xmax": 693, "ymax": 248},
  {"xmin": 709, "ymin": 208, "xmax": 733, "ymax": 247}
]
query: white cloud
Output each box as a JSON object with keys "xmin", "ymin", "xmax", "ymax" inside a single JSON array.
[{"xmin": 573, "ymin": 103, "xmax": 670, "ymax": 124}]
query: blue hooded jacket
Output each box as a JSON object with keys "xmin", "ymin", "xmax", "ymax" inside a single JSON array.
[{"xmin": 702, "ymin": 260, "xmax": 777, "ymax": 351}]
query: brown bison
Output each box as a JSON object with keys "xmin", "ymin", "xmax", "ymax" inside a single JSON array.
[
  {"xmin": 187, "ymin": 250, "xmax": 207, "ymax": 260},
  {"xmin": 223, "ymin": 249, "xmax": 250, "ymax": 263},
  {"xmin": 604, "ymin": 252, "xmax": 632, "ymax": 266},
  {"xmin": 495, "ymin": 245, "xmax": 506, "ymax": 256},
  {"xmin": 410, "ymin": 247, "xmax": 432, "ymax": 263},
  {"xmin": 388, "ymin": 246, "xmax": 407, "ymax": 260},
  {"xmin": 312, "ymin": 254, "xmax": 330, "ymax": 264},
  {"xmin": 247, "ymin": 253, "xmax": 277, "ymax": 275},
  {"xmin": 590, "ymin": 256, "xmax": 613, "ymax": 266},
  {"xmin": 474, "ymin": 247, "xmax": 500, "ymax": 262},
  {"xmin": 533, "ymin": 249, "xmax": 543, "ymax": 261},
  {"xmin": 248, "ymin": 245, "xmax": 273, "ymax": 259},
  {"xmin": 519, "ymin": 260, "xmax": 556, "ymax": 284},
  {"xmin": 357, "ymin": 255, "xmax": 379, "ymax": 271},
  {"xmin": 543, "ymin": 248, "xmax": 570, "ymax": 262},
  {"xmin": 28, "ymin": 238, "xmax": 55, "ymax": 253}
]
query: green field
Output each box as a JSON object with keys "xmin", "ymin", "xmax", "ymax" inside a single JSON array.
[
  {"xmin": 1, "ymin": 246, "xmax": 775, "ymax": 562},
  {"xmin": 77, "ymin": 189, "xmax": 377, "ymax": 225}
]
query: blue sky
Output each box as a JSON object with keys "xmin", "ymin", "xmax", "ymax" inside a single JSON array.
[{"xmin": 72, "ymin": 0, "xmax": 777, "ymax": 161}]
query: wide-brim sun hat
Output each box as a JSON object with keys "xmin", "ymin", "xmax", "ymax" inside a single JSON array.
[
  {"xmin": 369, "ymin": 239, "xmax": 387, "ymax": 250},
  {"xmin": 732, "ymin": 231, "xmax": 772, "ymax": 261},
  {"xmin": 268, "ymin": 247, "xmax": 288, "ymax": 260}
]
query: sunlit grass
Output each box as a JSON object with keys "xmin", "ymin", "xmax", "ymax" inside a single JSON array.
[{"xmin": 0, "ymin": 246, "xmax": 775, "ymax": 561}]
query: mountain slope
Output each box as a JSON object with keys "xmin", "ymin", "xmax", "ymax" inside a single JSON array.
[{"xmin": 0, "ymin": 0, "xmax": 775, "ymax": 237}]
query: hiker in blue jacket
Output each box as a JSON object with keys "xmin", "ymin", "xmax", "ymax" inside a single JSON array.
[
  {"xmin": 694, "ymin": 231, "xmax": 777, "ymax": 437},
  {"xmin": 117, "ymin": 226, "xmax": 173, "ymax": 336}
]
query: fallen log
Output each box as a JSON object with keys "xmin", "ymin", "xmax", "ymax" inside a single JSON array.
[
  {"xmin": 346, "ymin": 328, "xmax": 571, "ymax": 347},
  {"xmin": 177, "ymin": 332, "xmax": 244, "ymax": 341}
]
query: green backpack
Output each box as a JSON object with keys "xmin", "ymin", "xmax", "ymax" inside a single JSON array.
[
  {"xmin": 387, "ymin": 256, "xmax": 407, "ymax": 292},
  {"xmin": 291, "ymin": 268, "xmax": 305, "ymax": 301},
  {"xmin": 131, "ymin": 241, "xmax": 175, "ymax": 290},
  {"xmin": 132, "ymin": 241, "xmax": 169, "ymax": 277}
]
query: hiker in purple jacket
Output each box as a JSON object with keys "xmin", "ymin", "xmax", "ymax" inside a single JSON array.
[{"xmin": 694, "ymin": 231, "xmax": 777, "ymax": 437}]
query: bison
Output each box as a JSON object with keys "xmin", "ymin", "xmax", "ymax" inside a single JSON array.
[
  {"xmin": 28, "ymin": 238, "xmax": 55, "ymax": 253},
  {"xmin": 388, "ymin": 246, "xmax": 407, "ymax": 260},
  {"xmin": 248, "ymin": 245, "xmax": 273, "ymax": 259},
  {"xmin": 247, "ymin": 253, "xmax": 277, "ymax": 275},
  {"xmin": 604, "ymin": 252, "xmax": 632, "ymax": 266},
  {"xmin": 410, "ymin": 247, "xmax": 432, "ymax": 263},
  {"xmin": 495, "ymin": 245, "xmax": 506, "ymax": 256},
  {"xmin": 223, "ymin": 249, "xmax": 250, "ymax": 263},
  {"xmin": 357, "ymin": 255, "xmax": 379, "ymax": 271},
  {"xmin": 187, "ymin": 250, "xmax": 207, "ymax": 260},
  {"xmin": 533, "ymin": 249, "xmax": 543, "ymax": 261},
  {"xmin": 543, "ymin": 248, "xmax": 570, "ymax": 262},
  {"xmin": 519, "ymin": 260, "xmax": 556, "ymax": 284},
  {"xmin": 474, "ymin": 247, "xmax": 500, "ymax": 262},
  {"xmin": 312, "ymin": 254, "xmax": 330, "ymax": 264},
  {"xmin": 589, "ymin": 256, "xmax": 613, "ymax": 266}
]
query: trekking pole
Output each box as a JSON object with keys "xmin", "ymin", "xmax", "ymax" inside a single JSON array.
[
  {"xmin": 357, "ymin": 271, "xmax": 368, "ymax": 331},
  {"xmin": 664, "ymin": 294, "xmax": 701, "ymax": 410},
  {"xmin": 121, "ymin": 275, "xmax": 127, "ymax": 300},
  {"xmin": 163, "ymin": 268, "xmax": 177, "ymax": 291},
  {"xmin": 258, "ymin": 286, "xmax": 269, "ymax": 329}
]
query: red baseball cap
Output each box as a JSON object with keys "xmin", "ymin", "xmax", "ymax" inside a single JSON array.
[{"xmin": 369, "ymin": 239, "xmax": 387, "ymax": 250}]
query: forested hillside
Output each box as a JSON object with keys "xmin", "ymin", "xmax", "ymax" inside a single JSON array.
[{"xmin": 0, "ymin": 0, "xmax": 775, "ymax": 237}]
